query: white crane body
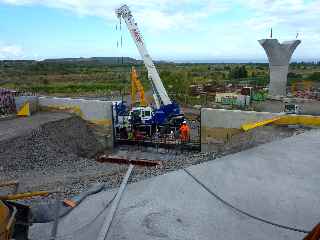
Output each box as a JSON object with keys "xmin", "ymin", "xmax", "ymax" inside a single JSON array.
[{"xmin": 116, "ymin": 5, "xmax": 172, "ymax": 108}]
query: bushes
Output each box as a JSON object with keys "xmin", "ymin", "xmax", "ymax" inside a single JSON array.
[
  {"xmin": 229, "ymin": 65, "xmax": 248, "ymax": 79},
  {"xmin": 21, "ymin": 83, "xmax": 124, "ymax": 94},
  {"xmin": 308, "ymin": 72, "xmax": 320, "ymax": 81}
]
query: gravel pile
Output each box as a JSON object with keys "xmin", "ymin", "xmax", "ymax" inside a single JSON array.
[
  {"xmin": 0, "ymin": 116, "xmax": 104, "ymax": 176},
  {"xmin": 0, "ymin": 115, "xmax": 124, "ymax": 199},
  {"xmin": 128, "ymin": 151, "xmax": 215, "ymax": 184}
]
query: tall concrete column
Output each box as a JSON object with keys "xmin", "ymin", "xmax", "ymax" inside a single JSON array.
[{"xmin": 258, "ymin": 39, "xmax": 301, "ymax": 97}]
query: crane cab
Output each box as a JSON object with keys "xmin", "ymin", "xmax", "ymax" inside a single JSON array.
[
  {"xmin": 129, "ymin": 106, "xmax": 153, "ymax": 125},
  {"xmin": 285, "ymin": 104, "xmax": 300, "ymax": 114}
]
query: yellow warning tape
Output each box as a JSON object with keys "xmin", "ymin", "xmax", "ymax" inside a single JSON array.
[{"xmin": 241, "ymin": 117, "xmax": 282, "ymax": 131}]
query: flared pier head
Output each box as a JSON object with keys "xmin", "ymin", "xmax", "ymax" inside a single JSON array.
[{"xmin": 258, "ymin": 39, "xmax": 301, "ymax": 97}]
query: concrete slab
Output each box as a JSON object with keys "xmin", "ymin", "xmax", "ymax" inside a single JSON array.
[
  {"xmin": 30, "ymin": 130, "xmax": 320, "ymax": 239},
  {"xmin": 188, "ymin": 130, "xmax": 320, "ymax": 231},
  {"xmin": 106, "ymin": 169, "xmax": 303, "ymax": 240},
  {"xmin": 0, "ymin": 112, "xmax": 72, "ymax": 142}
]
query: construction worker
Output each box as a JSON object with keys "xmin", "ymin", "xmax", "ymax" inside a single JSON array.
[
  {"xmin": 304, "ymin": 223, "xmax": 320, "ymax": 240},
  {"xmin": 179, "ymin": 121, "xmax": 190, "ymax": 143}
]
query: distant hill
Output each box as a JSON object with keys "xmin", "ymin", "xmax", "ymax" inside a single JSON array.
[
  {"xmin": 0, "ymin": 60, "xmax": 36, "ymax": 65},
  {"xmin": 0, "ymin": 57, "xmax": 172, "ymax": 66},
  {"xmin": 43, "ymin": 57, "xmax": 142, "ymax": 65}
]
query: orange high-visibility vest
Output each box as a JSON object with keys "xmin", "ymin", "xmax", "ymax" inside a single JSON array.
[{"xmin": 180, "ymin": 124, "xmax": 190, "ymax": 141}]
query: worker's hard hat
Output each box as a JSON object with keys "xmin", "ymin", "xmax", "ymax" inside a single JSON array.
[{"xmin": 183, "ymin": 120, "xmax": 187, "ymax": 124}]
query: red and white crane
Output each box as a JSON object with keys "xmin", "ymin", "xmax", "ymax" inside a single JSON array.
[{"xmin": 115, "ymin": 4, "xmax": 172, "ymax": 109}]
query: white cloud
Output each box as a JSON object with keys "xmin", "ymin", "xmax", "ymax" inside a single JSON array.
[
  {"xmin": 229, "ymin": 0, "xmax": 320, "ymax": 60},
  {"xmin": 0, "ymin": 0, "xmax": 230, "ymax": 32},
  {"xmin": 239, "ymin": 0, "xmax": 320, "ymax": 32},
  {"xmin": 0, "ymin": 43, "xmax": 23, "ymax": 59},
  {"xmin": 2, "ymin": 0, "xmax": 316, "ymax": 35},
  {"xmin": 1, "ymin": 0, "xmax": 319, "ymax": 59}
]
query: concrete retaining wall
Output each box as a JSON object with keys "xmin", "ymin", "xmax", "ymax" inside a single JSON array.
[
  {"xmin": 39, "ymin": 97, "xmax": 114, "ymax": 148},
  {"xmin": 201, "ymin": 108, "xmax": 282, "ymax": 152},
  {"xmin": 201, "ymin": 108, "xmax": 282, "ymax": 129},
  {"xmin": 15, "ymin": 96, "xmax": 39, "ymax": 115},
  {"xmin": 39, "ymin": 97, "xmax": 113, "ymax": 125}
]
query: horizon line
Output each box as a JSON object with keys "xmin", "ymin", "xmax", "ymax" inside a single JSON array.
[{"xmin": 0, "ymin": 57, "xmax": 319, "ymax": 64}]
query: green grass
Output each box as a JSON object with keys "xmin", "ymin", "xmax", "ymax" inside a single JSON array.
[
  {"xmin": 1, "ymin": 61, "xmax": 320, "ymax": 98},
  {"xmin": 5, "ymin": 82, "xmax": 127, "ymax": 94}
]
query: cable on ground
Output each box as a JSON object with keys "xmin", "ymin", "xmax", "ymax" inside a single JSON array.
[{"xmin": 184, "ymin": 168, "xmax": 310, "ymax": 234}]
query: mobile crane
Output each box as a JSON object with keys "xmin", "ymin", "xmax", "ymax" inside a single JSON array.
[{"xmin": 115, "ymin": 4, "xmax": 185, "ymax": 137}]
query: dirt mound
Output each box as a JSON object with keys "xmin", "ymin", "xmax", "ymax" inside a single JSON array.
[{"xmin": 0, "ymin": 116, "xmax": 104, "ymax": 173}]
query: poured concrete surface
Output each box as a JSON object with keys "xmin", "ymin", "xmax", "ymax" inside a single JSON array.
[
  {"xmin": 106, "ymin": 170, "xmax": 304, "ymax": 240},
  {"xmin": 30, "ymin": 130, "xmax": 320, "ymax": 239},
  {"xmin": 30, "ymin": 171, "xmax": 303, "ymax": 240},
  {"xmin": 188, "ymin": 130, "xmax": 320, "ymax": 231}
]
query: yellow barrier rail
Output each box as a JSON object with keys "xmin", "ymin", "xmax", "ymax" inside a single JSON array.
[
  {"xmin": 241, "ymin": 115, "xmax": 320, "ymax": 131},
  {"xmin": 241, "ymin": 117, "xmax": 282, "ymax": 131}
]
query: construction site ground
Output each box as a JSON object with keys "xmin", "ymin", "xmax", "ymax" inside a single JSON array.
[
  {"xmin": 30, "ymin": 129, "xmax": 320, "ymax": 240},
  {"xmin": 0, "ymin": 112, "xmax": 126, "ymax": 198},
  {"xmin": 0, "ymin": 111, "xmax": 309, "ymax": 205}
]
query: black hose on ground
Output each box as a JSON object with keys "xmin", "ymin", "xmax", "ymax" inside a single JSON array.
[
  {"xmin": 54, "ymin": 193, "xmax": 117, "ymax": 239},
  {"xmin": 184, "ymin": 168, "xmax": 310, "ymax": 234},
  {"xmin": 31, "ymin": 183, "xmax": 106, "ymax": 223}
]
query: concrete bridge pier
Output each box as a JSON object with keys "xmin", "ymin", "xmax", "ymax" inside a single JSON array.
[{"xmin": 258, "ymin": 39, "xmax": 301, "ymax": 98}]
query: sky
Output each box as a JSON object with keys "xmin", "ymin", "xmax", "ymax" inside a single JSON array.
[{"xmin": 0, "ymin": 0, "xmax": 319, "ymax": 61}]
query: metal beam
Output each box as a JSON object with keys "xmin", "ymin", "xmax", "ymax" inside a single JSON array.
[
  {"xmin": 97, "ymin": 164, "xmax": 134, "ymax": 240},
  {"xmin": 97, "ymin": 155, "xmax": 162, "ymax": 167}
]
